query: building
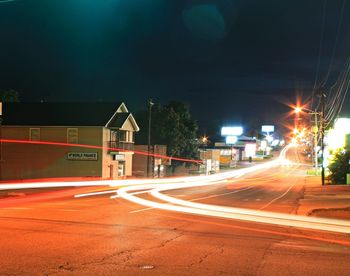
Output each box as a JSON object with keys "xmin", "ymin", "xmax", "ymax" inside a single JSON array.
[
  {"xmin": 199, "ymin": 149, "xmax": 220, "ymax": 174},
  {"xmin": 132, "ymin": 145, "xmax": 168, "ymax": 177},
  {"xmin": 214, "ymin": 135, "xmax": 258, "ymax": 167},
  {"xmin": 0, "ymin": 102, "xmax": 139, "ymax": 181}
]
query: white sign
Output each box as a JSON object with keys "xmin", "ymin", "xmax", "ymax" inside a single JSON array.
[
  {"xmin": 262, "ymin": 125, "xmax": 274, "ymax": 132},
  {"xmin": 221, "ymin": 126, "xmax": 243, "ymax": 136},
  {"xmin": 67, "ymin": 152, "xmax": 98, "ymax": 161},
  {"xmin": 226, "ymin": 135, "xmax": 238, "ymax": 145},
  {"xmin": 114, "ymin": 154, "xmax": 125, "ymax": 161},
  {"xmin": 245, "ymin": 144, "xmax": 256, "ymax": 157}
]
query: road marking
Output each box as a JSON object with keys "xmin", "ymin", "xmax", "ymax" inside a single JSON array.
[
  {"xmin": 259, "ymin": 165, "xmax": 300, "ymax": 210},
  {"xmin": 129, "ymin": 185, "xmax": 256, "ymax": 213},
  {"xmin": 259, "ymin": 182, "xmax": 296, "ymax": 210},
  {"xmin": 74, "ymin": 189, "xmax": 118, "ymax": 198},
  {"xmin": 130, "ymin": 207, "xmax": 154, "ymax": 213}
]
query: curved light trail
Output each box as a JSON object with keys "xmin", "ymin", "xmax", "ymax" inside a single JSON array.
[
  {"xmin": 113, "ymin": 145, "xmax": 350, "ymax": 234},
  {"xmin": 3, "ymin": 144, "xmax": 349, "ymax": 234}
]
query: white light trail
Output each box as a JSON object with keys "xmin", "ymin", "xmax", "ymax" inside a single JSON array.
[
  {"xmin": 117, "ymin": 179, "xmax": 350, "ymax": 234},
  {"xmin": 114, "ymin": 145, "xmax": 350, "ymax": 234}
]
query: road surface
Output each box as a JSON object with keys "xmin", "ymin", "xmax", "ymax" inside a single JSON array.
[{"xmin": 0, "ymin": 146, "xmax": 349, "ymax": 275}]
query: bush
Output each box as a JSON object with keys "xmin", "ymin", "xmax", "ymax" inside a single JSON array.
[{"xmin": 328, "ymin": 147, "xmax": 350, "ymax": 184}]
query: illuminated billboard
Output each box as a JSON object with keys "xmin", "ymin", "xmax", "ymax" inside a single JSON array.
[
  {"xmin": 225, "ymin": 136, "xmax": 238, "ymax": 145},
  {"xmin": 261, "ymin": 125, "xmax": 274, "ymax": 132},
  {"xmin": 221, "ymin": 126, "xmax": 243, "ymax": 136}
]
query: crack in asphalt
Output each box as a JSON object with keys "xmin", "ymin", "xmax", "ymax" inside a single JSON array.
[
  {"xmin": 189, "ymin": 245, "xmax": 225, "ymax": 268},
  {"xmin": 157, "ymin": 232, "xmax": 184, "ymax": 248},
  {"xmin": 80, "ymin": 249, "xmax": 134, "ymax": 268}
]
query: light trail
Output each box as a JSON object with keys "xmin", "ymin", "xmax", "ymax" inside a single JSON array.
[
  {"xmin": 117, "ymin": 179, "xmax": 350, "ymax": 234},
  {"xmin": 0, "ymin": 138, "xmax": 291, "ymax": 191},
  {"xmin": 114, "ymin": 145, "xmax": 350, "ymax": 234},
  {"xmin": 1, "ymin": 139, "xmax": 202, "ymax": 164}
]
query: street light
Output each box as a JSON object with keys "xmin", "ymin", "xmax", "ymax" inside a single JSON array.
[
  {"xmin": 294, "ymin": 105, "xmax": 325, "ymax": 184},
  {"xmin": 295, "ymin": 107, "xmax": 302, "ymax": 114},
  {"xmin": 147, "ymin": 99, "xmax": 154, "ymax": 177}
]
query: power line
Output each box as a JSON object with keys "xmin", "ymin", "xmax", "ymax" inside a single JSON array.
[
  {"xmin": 312, "ymin": 0, "xmax": 328, "ymax": 102},
  {"xmin": 320, "ymin": 0, "xmax": 347, "ymax": 88}
]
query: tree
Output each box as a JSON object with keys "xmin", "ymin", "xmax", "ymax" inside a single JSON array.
[
  {"xmin": 328, "ymin": 147, "xmax": 350, "ymax": 184},
  {"xmin": 0, "ymin": 89, "xmax": 20, "ymax": 102},
  {"xmin": 135, "ymin": 101, "xmax": 199, "ymax": 171}
]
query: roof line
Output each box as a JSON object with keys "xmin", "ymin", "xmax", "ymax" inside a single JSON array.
[
  {"xmin": 105, "ymin": 102, "xmax": 127, "ymax": 127},
  {"xmin": 120, "ymin": 113, "xmax": 140, "ymax": 132}
]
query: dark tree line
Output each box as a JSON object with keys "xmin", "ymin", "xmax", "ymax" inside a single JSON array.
[
  {"xmin": 0, "ymin": 89, "xmax": 20, "ymax": 102},
  {"xmin": 135, "ymin": 101, "xmax": 199, "ymax": 170}
]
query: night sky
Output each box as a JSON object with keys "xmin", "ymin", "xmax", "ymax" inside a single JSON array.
[{"xmin": 1, "ymin": 0, "xmax": 350, "ymax": 132}]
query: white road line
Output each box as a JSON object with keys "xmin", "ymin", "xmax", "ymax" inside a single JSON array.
[
  {"xmin": 129, "ymin": 185, "xmax": 257, "ymax": 213},
  {"xmin": 258, "ymin": 165, "xmax": 300, "ymax": 210},
  {"xmin": 130, "ymin": 207, "xmax": 154, "ymax": 213},
  {"xmin": 259, "ymin": 183, "xmax": 296, "ymax": 210},
  {"xmin": 74, "ymin": 190, "xmax": 118, "ymax": 198}
]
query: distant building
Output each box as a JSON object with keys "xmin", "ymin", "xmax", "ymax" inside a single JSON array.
[
  {"xmin": 132, "ymin": 145, "xmax": 169, "ymax": 177},
  {"xmin": 199, "ymin": 149, "xmax": 220, "ymax": 174},
  {"xmin": 214, "ymin": 135, "xmax": 258, "ymax": 167},
  {"xmin": 1, "ymin": 102, "xmax": 139, "ymax": 180}
]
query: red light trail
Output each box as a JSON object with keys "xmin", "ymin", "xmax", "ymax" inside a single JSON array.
[{"xmin": 0, "ymin": 139, "xmax": 202, "ymax": 164}]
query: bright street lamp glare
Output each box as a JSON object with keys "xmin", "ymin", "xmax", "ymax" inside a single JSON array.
[{"xmin": 295, "ymin": 107, "xmax": 302, "ymax": 113}]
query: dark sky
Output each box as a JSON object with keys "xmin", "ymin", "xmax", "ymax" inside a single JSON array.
[{"xmin": 1, "ymin": 0, "xmax": 350, "ymax": 132}]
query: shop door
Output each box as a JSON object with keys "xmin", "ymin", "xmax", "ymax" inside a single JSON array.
[{"xmin": 118, "ymin": 162, "xmax": 125, "ymax": 177}]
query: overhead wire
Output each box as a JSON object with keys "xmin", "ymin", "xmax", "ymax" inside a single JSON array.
[
  {"xmin": 312, "ymin": 0, "xmax": 328, "ymax": 109},
  {"xmin": 320, "ymin": 0, "xmax": 347, "ymax": 88},
  {"xmin": 311, "ymin": 0, "xmax": 350, "ymax": 129},
  {"xmin": 324, "ymin": 56, "xmax": 350, "ymax": 127}
]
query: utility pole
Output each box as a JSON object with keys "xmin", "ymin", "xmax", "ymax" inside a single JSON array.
[
  {"xmin": 147, "ymin": 99, "xmax": 154, "ymax": 177},
  {"xmin": 320, "ymin": 91, "xmax": 326, "ymax": 186},
  {"xmin": 311, "ymin": 112, "xmax": 318, "ymax": 175}
]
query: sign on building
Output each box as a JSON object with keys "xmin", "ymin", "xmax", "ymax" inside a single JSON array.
[
  {"xmin": 261, "ymin": 125, "xmax": 274, "ymax": 133},
  {"xmin": 67, "ymin": 152, "xmax": 98, "ymax": 161},
  {"xmin": 114, "ymin": 154, "xmax": 125, "ymax": 161},
  {"xmin": 221, "ymin": 126, "xmax": 243, "ymax": 136}
]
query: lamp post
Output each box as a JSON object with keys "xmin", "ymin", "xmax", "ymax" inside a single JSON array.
[
  {"xmin": 147, "ymin": 99, "xmax": 154, "ymax": 177},
  {"xmin": 295, "ymin": 105, "xmax": 325, "ymax": 184}
]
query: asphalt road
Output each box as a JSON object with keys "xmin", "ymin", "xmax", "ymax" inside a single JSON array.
[{"xmin": 0, "ymin": 148, "xmax": 349, "ymax": 275}]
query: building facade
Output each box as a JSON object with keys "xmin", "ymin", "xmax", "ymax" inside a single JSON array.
[
  {"xmin": 132, "ymin": 144, "xmax": 168, "ymax": 178},
  {"xmin": 1, "ymin": 102, "xmax": 139, "ymax": 181}
]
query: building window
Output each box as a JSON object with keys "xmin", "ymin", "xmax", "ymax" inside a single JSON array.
[
  {"xmin": 118, "ymin": 131, "xmax": 126, "ymax": 142},
  {"xmin": 29, "ymin": 128, "xmax": 40, "ymax": 141},
  {"xmin": 67, "ymin": 128, "xmax": 78, "ymax": 144}
]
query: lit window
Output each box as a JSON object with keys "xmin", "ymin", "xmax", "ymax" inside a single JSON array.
[
  {"xmin": 29, "ymin": 128, "xmax": 40, "ymax": 141},
  {"xmin": 67, "ymin": 128, "xmax": 78, "ymax": 144}
]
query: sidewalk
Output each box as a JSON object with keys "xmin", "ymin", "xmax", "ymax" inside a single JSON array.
[{"xmin": 298, "ymin": 175, "xmax": 350, "ymax": 220}]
